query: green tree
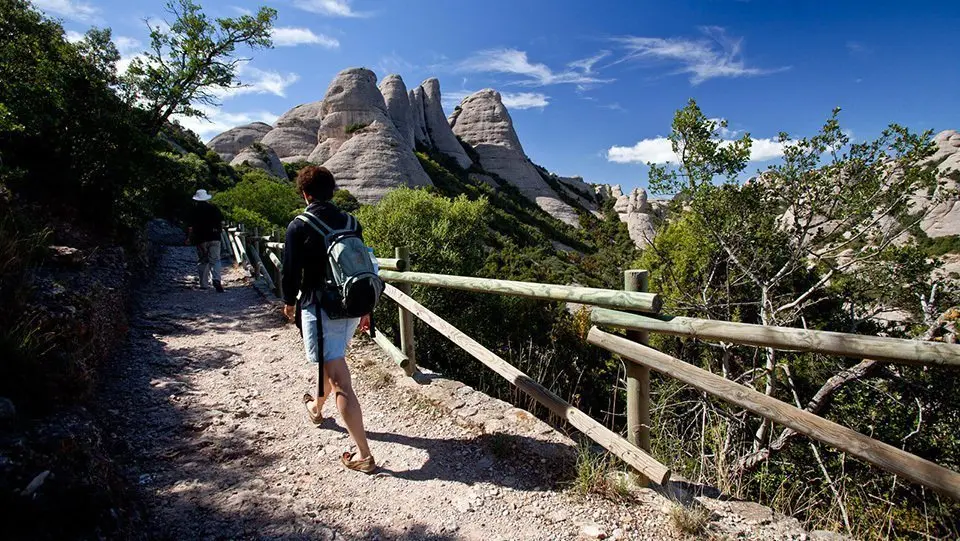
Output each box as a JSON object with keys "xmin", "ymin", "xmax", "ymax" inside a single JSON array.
[
  {"xmin": 123, "ymin": 0, "xmax": 276, "ymax": 134},
  {"xmin": 641, "ymin": 99, "xmax": 959, "ymax": 537}
]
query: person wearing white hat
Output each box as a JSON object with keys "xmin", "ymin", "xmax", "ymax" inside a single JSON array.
[{"xmin": 187, "ymin": 189, "xmax": 225, "ymax": 292}]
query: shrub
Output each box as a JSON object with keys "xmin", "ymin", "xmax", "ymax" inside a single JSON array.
[
  {"xmin": 332, "ymin": 189, "xmax": 360, "ymax": 212},
  {"xmin": 212, "ymin": 169, "xmax": 303, "ymax": 230},
  {"xmin": 344, "ymin": 122, "xmax": 369, "ymax": 135},
  {"xmin": 283, "ymin": 160, "xmax": 313, "ymax": 181}
]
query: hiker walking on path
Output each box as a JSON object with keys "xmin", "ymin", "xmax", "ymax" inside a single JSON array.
[
  {"xmin": 187, "ymin": 189, "xmax": 224, "ymax": 293},
  {"xmin": 282, "ymin": 166, "xmax": 378, "ymax": 473}
]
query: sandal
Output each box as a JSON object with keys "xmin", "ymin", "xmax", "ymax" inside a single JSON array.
[
  {"xmin": 302, "ymin": 393, "xmax": 323, "ymax": 425},
  {"xmin": 341, "ymin": 452, "xmax": 376, "ymax": 473}
]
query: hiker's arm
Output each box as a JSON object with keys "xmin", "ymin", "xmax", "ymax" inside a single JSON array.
[{"xmin": 281, "ymin": 222, "xmax": 301, "ymax": 309}]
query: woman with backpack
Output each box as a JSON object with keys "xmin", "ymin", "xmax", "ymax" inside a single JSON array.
[{"xmin": 281, "ymin": 166, "xmax": 380, "ymax": 473}]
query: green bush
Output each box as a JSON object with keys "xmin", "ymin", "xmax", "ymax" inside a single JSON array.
[
  {"xmin": 212, "ymin": 169, "xmax": 303, "ymax": 230},
  {"xmin": 283, "ymin": 160, "xmax": 313, "ymax": 181},
  {"xmin": 332, "ymin": 189, "xmax": 360, "ymax": 212},
  {"xmin": 344, "ymin": 122, "xmax": 369, "ymax": 135}
]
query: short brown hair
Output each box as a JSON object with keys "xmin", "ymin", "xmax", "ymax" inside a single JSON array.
[{"xmin": 296, "ymin": 166, "xmax": 336, "ymax": 201}]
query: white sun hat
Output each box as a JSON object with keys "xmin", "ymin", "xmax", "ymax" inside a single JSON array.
[{"xmin": 192, "ymin": 189, "xmax": 212, "ymax": 201}]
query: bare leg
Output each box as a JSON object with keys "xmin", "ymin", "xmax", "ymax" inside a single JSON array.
[
  {"xmin": 309, "ymin": 371, "xmax": 333, "ymax": 417},
  {"xmin": 323, "ymin": 357, "xmax": 371, "ymax": 459}
]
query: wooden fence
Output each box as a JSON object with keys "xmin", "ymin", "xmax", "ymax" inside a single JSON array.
[{"xmin": 220, "ymin": 226, "xmax": 960, "ymax": 500}]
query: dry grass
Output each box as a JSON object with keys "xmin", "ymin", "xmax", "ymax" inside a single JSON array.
[
  {"xmin": 668, "ymin": 503, "xmax": 711, "ymax": 536},
  {"xmin": 571, "ymin": 443, "xmax": 632, "ymax": 502}
]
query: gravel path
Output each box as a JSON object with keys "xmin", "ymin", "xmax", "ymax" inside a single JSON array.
[{"xmin": 100, "ymin": 246, "xmax": 810, "ymax": 541}]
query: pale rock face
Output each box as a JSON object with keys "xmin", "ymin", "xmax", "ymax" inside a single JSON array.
[
  {"xmin": 419, "ymin": 78, "xmax": 472, "ymax": 170},
  {"xmin": 613, "ymin": 187, "xmax": 659, "ymax": 248},
  {"xmin": 262, "ymin": 101, "xmax": 324, "ymax": 161},
  {"xmin": 917, "ymin": 130, "xmax": 960, "ymax": 238},
  {"xmin": 409, "ymin": 87, "xmax": 430, "ymax": 148},
  {"xmin": 304, "ymin": 68, "xmax": 431, "ymax": 200},
  {"xmin": 557, "ymin": 176, "xmax": 601, "ymax": 216},
  {"xmin": 260, "ymin": 126, "xmax": 318, "ymax": 162},
  {"xmin": 275, "ymin": 101, "xmax": 324, "ymax": 131},
  {"xmin": 379, "ymin": 75, "xmax": 414, "ymax": 150},
  {"xmin": 207, "ymin": 122, "xmax": 272, "ymax": 162},
  {"xmin": 450, "ymin": 89, "xmax": 578, "ymax": 226},
  {"xmin": 321, "ymin": 120, "xmax": 432, "ymax": 203},
  {"xmin": 229, "ymin": 144, "xmax": 287, "ymax": 179}
]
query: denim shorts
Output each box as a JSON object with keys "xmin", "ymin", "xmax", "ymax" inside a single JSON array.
[{"xmin": 301, "ymin": 303, "xmax": 360, "ymax": 364}]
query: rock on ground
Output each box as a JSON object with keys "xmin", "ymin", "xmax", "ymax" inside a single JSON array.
[
  {"xmin": 450, "ymin": 89, "xmax": 579, "ymax": 226},
  {"xmin": 207, "ymin": 122, "xmax": 272, "ymax": 163}
]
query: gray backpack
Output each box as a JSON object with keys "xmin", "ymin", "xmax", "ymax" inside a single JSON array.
[{"xmin": 295, "ymin": 211, "xmax": 383, "ymax": 318}]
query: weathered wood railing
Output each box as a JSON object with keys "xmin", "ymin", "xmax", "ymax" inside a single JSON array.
[{"xmin": 220, "ymin": 227, "xmax": 960, "ymax": 500}]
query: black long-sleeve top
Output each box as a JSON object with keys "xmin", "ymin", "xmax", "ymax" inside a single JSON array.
[{"xmin": 281, "ymin": 201, "xmax": 363, "ymax": 307}]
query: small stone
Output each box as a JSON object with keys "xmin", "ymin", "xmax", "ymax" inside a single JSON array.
[
  {"xmin": 453, "ymin": 498, "xmax": 473, "ymax": 513},
  {"xmin": 22, "ymin": 470, "xmax": 51, "ymax": 496},
  {"xmin": 279, "ymin": 466, "xmax": 288, "ymax": 473},
  {"xmin": 612, "ymin": 528, "xmax": 623, "ymax": 539},
  {"xmin": 580, "ymin": 523, "xmax": 607, "ymax": 539}
]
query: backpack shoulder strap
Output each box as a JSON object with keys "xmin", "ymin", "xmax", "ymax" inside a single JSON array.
[{"xmin": 296, "ymin": 211, "xmax": 333, "ymax": 236}]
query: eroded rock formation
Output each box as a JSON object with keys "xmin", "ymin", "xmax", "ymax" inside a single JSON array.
[
  {"xmin": 450, "ymin": 89, "xmax": 578, "ymax": 226},
  {"xmin": 207, "ymin": 122, "xmax": 272, "ymax": 162}
]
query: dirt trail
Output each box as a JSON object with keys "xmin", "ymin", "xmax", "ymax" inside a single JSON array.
[{"xmin": 100, "ymin": 246, "xmax": 808, "ymax": 540}]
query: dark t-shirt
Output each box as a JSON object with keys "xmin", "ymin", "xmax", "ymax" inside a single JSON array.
[
  {"xmin": 281, "ymin": 201, "xmax": 363, "ymax": 307},
  {"xmin": 188, "ymin": 201, "xmax": 224, "ymax": 244}
]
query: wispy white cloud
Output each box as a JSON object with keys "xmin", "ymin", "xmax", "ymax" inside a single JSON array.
[
  {"xmin": 231, "ymin": 6, "xmax": 253, "ymax": 16},
  {"xmin": 846, "ymin": 41, "xmax": 871, "ymax": 56},
  {"xmin": 568, "ymin": 50, "xmax": 610, "ymax": 74},
  {"xmin": 32, "ymin": 0, "xmax": 100, "ymax": 22},
  {"xmin": 600, "ymin": 102, "xmax": 625, "ymax": 112},
  {"xmin": 375, "ymin": 52, "xmax": 415, "ymax": 78},
  {"xmin": 214, "ymin": 64, "xmax": 300, "ymax": 99},
  {"xmin": 173, "ymin": 107, "xmax": 279, "ymax": 141},
  {"xmin": 270, "ymin": 27, "xmax": 339, "ymax": 48},
  {"xmin": 607, "ymin": 135, "xmax": 789, "ymax": 164},
  {"xmin": 456, "ymin": 49, "xmax": 614, "ymax": 87},
  {"xmin": 613, "ymin": 26, "xmax": 788, "ymax": 85},
  {"xmin": 65, "ymin": 30, "xmax": 85, "ymax": 43},
  {"xmin": 708, "ymin": 117, "xmax": 743, "ymax": 138},
  {"xmin": 502, "ymin": 92, "xmax": 549, "ymax": 109},
  {"xmin": 292, "ymin": 0, "xmax": 370, "ymax": 17},
  {"xmin": 442, "ymin": 90, "xmax": 550, "ymax": 111},
  {"xmin": 114, "ymin": 36, "xmax": 142, "ymax": 55}
]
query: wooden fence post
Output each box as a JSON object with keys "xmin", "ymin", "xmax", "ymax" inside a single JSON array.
[
  {"xmin": 395, "ymin": 246, "xmax": 417, "ymax": 376},
  {"xmin": 624, "ymin": 270, "xmax": 652, "ymax": 482}
]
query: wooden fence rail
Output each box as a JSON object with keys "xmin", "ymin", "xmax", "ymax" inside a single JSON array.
[
  {"xmin": 384, "ymin": 283, "xmax": 671, "ymax": 485},
  {"xmin": 378, "ymin": 270, "xmax": 661, "ymax": 313},
  {"xmin": 586, "ymin": 326, "xmax": 960, "ymax": 500},
  {"xmin": 590, "ymin": 308, "xmax": 960, "ymax": 367}
]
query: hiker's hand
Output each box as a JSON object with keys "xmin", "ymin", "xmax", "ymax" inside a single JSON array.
[
  {"xmin": 359, "ymin": 314, "xmax": 370, "ymax": 332},
  {"xmin": 283, "ymin": 304, "xmax": 296, "ymax": 322}
]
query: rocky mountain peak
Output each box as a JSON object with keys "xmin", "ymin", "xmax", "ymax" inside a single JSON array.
[{"xmin": 450, "ymin": 88, "xmax": 579, "ymax": 226}]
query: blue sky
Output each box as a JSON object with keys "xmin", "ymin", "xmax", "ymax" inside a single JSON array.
[{"xmin": 38, "ymin": 0, "xmax": 960, "ymax": 192}]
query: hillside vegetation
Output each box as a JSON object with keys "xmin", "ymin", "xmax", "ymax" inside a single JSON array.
[{"xmin": 1, "ymin": 1, "xmax": 959, "ymax": 539}]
